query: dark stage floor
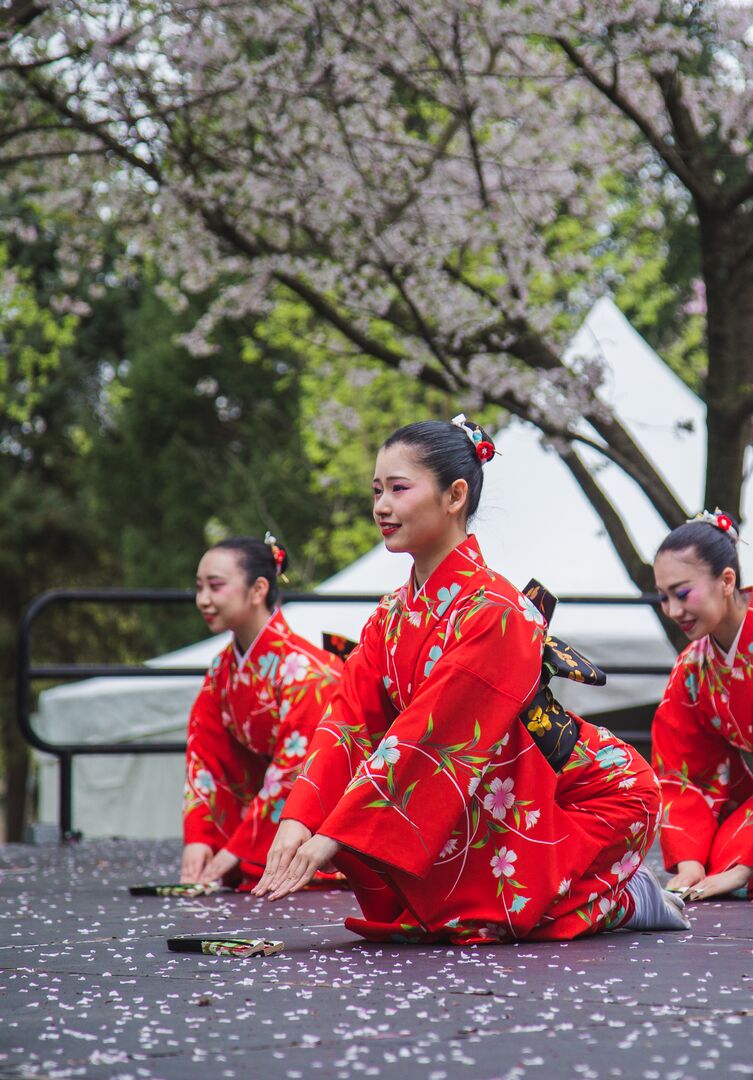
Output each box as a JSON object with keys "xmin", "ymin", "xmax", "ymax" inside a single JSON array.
[{"xmin": 0, "ymin": 839, "xmax": 751, "ymax": 1080}]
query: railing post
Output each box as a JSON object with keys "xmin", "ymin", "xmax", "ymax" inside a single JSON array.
[{"xmin": 59, "ymin": 751, "xmax": 75, "ymax": 841}]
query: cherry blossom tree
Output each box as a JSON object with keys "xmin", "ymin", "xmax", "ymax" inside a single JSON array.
[{"xmin": 3, "ymin": 0, "xmax": 753, "ymax": 592}]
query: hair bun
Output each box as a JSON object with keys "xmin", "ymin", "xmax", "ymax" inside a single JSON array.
[{"xmin": 450, "ymin": 413, "xmax": 497, "ymax": 464}]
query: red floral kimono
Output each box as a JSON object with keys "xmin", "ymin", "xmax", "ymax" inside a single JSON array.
[
  {"xmin": 653, "ymin": 601, "xmax": 753, "ymax": 895},
  {"xmin": 283, "ymin": 535, "xmax": 660, "ymax": 943},
  {"xmin": 184, "ymin": 609, "xmax": 342, "ymax": 884}
]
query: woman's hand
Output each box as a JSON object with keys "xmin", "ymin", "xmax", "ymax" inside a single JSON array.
[
  {"xmin": 180, "ymin": 842, "xmax": 214, "ymax": 883},
  {"xmin": 266, "ymin": 834, "xmax": 342, "ymax": 901},
  {"xmin": 685, "ymin": 863, "xmax": 752, "ymax": 901},
  {"xmin": 252, "ymin": 820, "xmax": 313, "ymax": 897},
  {"xmin": 666, "ymin": 860, "xmax": 705, "ymax": 894},
  {"xmin": 197, "ymin": 847, "xmax": 240, "ymax": 884}
]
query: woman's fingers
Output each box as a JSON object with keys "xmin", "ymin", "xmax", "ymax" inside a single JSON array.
[
  {"xmin": 267, "ymin": 836, "xmax": 341, "ymax": 901},
  {"xmin": 255, "ymin": 844, "xmax": 298, "ymax": 895},
  {"xmin": 269, "ymin": 853, "xmax": 318, "ymax": 901},
  {"xmin": 688, "ymin": 864, "xmax": 752, "ymax": 900},
  {"xmin": 180, "ymin": 842, "xmax": 213, "ymax": 883},
  {"xmin": 254, "ymin": 851, "xmax": 283, "ymax": 896},
  {"xmin": 197, "ymin": 848, "xmax": 239, "ymax": 884},
  {"xmin": 666, "ymin": 861, "xmax": 705, "ymax": 893},
  {"xmin": 254, "ymin": 821, "xmax": 312, "ymax": 896}
]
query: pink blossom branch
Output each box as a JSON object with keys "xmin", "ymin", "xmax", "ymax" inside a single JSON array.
[{"xmin": 554, "ymin": 37, "xmax": 712, "ymax": 206}]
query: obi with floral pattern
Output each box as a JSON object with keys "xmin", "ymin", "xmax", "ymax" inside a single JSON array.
[
  {"xmin": 183, "ymin": 609, "xmax": 342, "ymax": 882},
  {"xmin": 283, "ymin": 535, "xmax": 660, "ymax": 943},
  {"xmin": 653, "ymin": 602, "xmax": 753, "ymax": 892}
]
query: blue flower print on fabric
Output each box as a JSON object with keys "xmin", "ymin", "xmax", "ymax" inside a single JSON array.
[
  {"xmin": 684, "ymin": 671, "xmax": 699, "ymax": 702},
  {"xmin": 424, "ymin": 645, "xmax": 443, "ymax": 678},
  {"xmin": 270, "ymin": 798, "xmax": 285, "ymax": 824},
  {"xmin": 435, "ymin": 582, "xmax": 461, "ymax": 617},
  {"xmin": 257, "ymin": 652, "xmax": 280, "ymax": 680},
  {"xmin": 594, "ymin": 745, "xmax": 629, "ymax": 770}
]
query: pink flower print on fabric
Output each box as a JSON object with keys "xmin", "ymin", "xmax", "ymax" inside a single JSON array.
[
  {"xmin": 259, "ymin": 763, "xmax": 284, "ymax": 800},
  {"xmin": 611, "ymin": 849, "xmax": 641, "ymax": 882},
  {"xmin": 369, "ymin": 735, "xmax": 400, "ymax": 770},
  {"xmin": 279, "ymin": 652, "xmax": 310, "ymax": 685},
  {"xmin": 524, "ymin": 808, "xmax": 540, "ymax": 830},
  {"xmin": 483, "ymin": 777, "xmax": 515, "ymax": 821},
  {"xmin": 439, "ymin": 838, "xmax": 458, "ymax": 860},
  {"xmin": 490, "ymin": 846, "xmax": 517, "ymax": 879}
]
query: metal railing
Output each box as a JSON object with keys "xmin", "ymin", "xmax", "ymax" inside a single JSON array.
[{"xmin": 17, "ymin": 588, "xmax": 673, "ymax": 840}]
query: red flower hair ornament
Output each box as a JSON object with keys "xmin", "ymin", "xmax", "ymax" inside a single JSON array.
[
  {"xmin": 687, "ymin": 508, "xmax": 742, "ymax": 544},
  {"xmin": 451, "ymin": 413, "xmax": 498, "ymax": 464},
  {"xmin": 264, "ymin": 531, "xmax": 290, "ymax": 581}
]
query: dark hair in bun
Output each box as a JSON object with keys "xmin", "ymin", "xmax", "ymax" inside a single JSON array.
[
  {"xmin": 209, "ymin": 535, "xmax": 288, "ymax": 609},
  {"xmin": 382, "ymin": 417, "xmax": 495, "ymax": 521},
  {"xmin": 656, "ymin": 514, "xmax": 741, "ymax": 588}
]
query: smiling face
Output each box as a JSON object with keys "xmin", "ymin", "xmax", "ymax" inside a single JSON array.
[
  {"xmin": 195, "ymin": 547, "xmax": 269, "ymax": 640},
  {"xmin": 654, "ymin": 546, "xmax": 736, "ymax": 642},
  {"xmin": 372, "ymin": 442, "xmax": 468, "ymax": 580}
]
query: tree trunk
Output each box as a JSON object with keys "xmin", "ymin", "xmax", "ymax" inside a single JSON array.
[
  {"xmin": 0, "ymin": 645, "xmax": 29, "ymax": 842},
  {"xmin": 699, "ymin": 208, "xmax": 753, "ymax": 521}
]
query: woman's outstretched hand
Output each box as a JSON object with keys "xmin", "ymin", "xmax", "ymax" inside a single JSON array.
[
  {"xmin": 253, "ymin": 819, "xmax": 313, "ymax": 897},
  {"xmin": 197, "ymin": 847, "xmax": 240, "ymax": 884},
  {"xmin": 180, "ymin": 842, "xmax": 214, "ymax": 883},
  {"xmin": 268, "ymin": 834, "xmax": 341, "ymax": 900},
  {"xmin": 685, "ymin": 863, "xmax": 752, "ymax": 901},
  {"xmin": 666, "ymin": 860, "xmax": 705, "ymax": 894},
  {"xmin": 253, "ymin": 821, "xmax": 341, "ymax": 900}
]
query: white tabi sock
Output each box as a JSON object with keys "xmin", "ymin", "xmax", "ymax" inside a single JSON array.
[{"xmin": 624, "ymin": 865, "xmax": 691, "ymax": 931}]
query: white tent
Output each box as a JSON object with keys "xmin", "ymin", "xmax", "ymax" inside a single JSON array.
[{"xmin": 34, "ymin": 298, "xmax": 751, "ymax": 838}]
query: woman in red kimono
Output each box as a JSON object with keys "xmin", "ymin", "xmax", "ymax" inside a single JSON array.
[
  {"xmin": 253, "ymin": 418, "xmax": 687, "ymax": 942},
  {"xmin": 181, "ymin": 534, "xmax": 343, "ymax": 888},
  {"xmin": 653, "ymin": 510, "xmax": 753, "ymax": 901}
]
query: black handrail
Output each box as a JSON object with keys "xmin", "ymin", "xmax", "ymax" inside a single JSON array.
[{"xmin": 17, "ymin": 587, "xmax": 673, "ymax": 840}]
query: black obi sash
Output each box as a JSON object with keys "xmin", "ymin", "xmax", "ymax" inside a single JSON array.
[
  {"xmin": 519, "ymin": 580, "xmax": 606, "ymax": 772},
  {"xmin": 322, "ymin": 581, "xmax": 606, "ymax": 774}
]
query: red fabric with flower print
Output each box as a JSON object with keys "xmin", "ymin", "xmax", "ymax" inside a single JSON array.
[
  {"xmin": 653, "ymin": 601, "xmax": 753, "ymax": 889},
  {"xmin": 283, "ymin": 535, "xmax": 660, "ymax": 944},
  {"xmin": 183, "ymin": 609, "xmax": 342, "ymax": 883}
]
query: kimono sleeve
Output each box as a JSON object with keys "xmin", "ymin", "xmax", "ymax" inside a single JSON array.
[
  {"xmin": 223, "ymin": 654, "xmax": 341, "ymax": 867},
  {"xmin": 652, "ymin": 661, "xmax": 733, "ymax": 871},
  {"xmin": 317, "ymin": 598, "xmax": 543, "ymax": 878},
  {"xmin": 183, "ymin": 671, "xmax": 265, "ymax": 853},
  {"xmin": 282, "ymin": 607, "xmax": 394, "ymax": 834}
]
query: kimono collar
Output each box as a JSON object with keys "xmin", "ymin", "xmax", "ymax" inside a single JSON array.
[
  {"xmin": 407, "ymin": 534, "xmax": 487, "ymax": 616},
  {"xmin": 232, "ymin": 607, "xmax": 289, "ymax": 667}
]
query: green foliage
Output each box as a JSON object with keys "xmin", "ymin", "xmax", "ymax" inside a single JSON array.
[{"xmin": 0, "ymin": 242, "xmax": 78, "ymax": 423}]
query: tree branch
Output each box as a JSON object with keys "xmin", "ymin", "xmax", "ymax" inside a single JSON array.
[
  {"xmin": 554, "ymin": 37, "xmax": 714, "ymax": 206},
  {"xmin": 561, "ymin": 446, "xmax": 685, "ymax": 650},
  {"xmin": 561, "ymin": 445, "xmax": 653, "ymax": 590}
]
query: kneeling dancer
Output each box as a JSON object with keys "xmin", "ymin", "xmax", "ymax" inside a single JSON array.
[
  {"xmin": 182, "ymin": 534, "xmax": 343, "ymax": 888},
  {"xmin": 653, "ymin": 511, "xmax": 753, "ymax": 901},
  {"xmin": 255, "ymin": 418, "xmax": 687, "ymax": 941}
]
